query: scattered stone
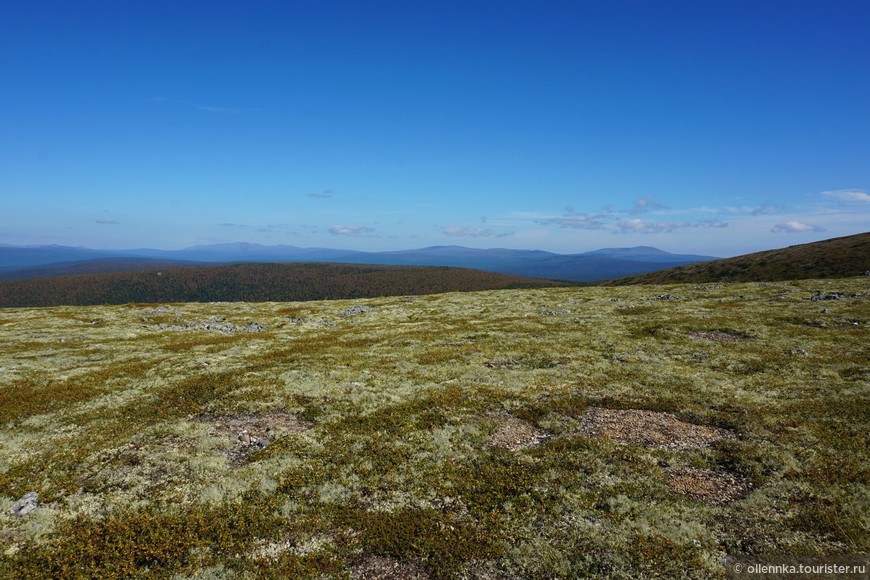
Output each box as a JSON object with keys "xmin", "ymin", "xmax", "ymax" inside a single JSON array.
[
  {"xmin": 541, "ymin": 309, "xmax": 570, "ymax": 316},
  {"xmin": 666, "ymin": 467, "xmax": 749, "ymax": 504},
  {"xmin": 808, "ymin": 291, "xmax": 865, "ymax": 302},
  {"xmin": 148, "ymin": 317, "xmax": 266, "ymax": 333},
  {"xmin": 483, "ymin": 358, "xmax": 519, "ymax": 370},
  {"xmin": 11, "ymin": 492, "xmax": 38, "ymax": 519},
  {"xmin": 693, "ymin": 285, "xmax": 721, "ymax": 291},
  {"xmin": 648, "ymin": 294, "xmax": 680, "ymax": 301},
  {"xmin": 608, "ymin": 298, "xmax": 621, "ymax": 302},
  {"xmin": 489, "ymin": 418, "xmax": 549, "ymax": 451},
  {"xmin": 350, "ymin": 554, "xmax": 430, "ymax": 580},
  {"xmin": 688, "ymin": 330, "xmax": 748, "ymax": 343},
  {"xmin": 342, "ymin": 305, "xmax": 374, "ymax": 316},
  {"xmin": 200, "ymin": 411, "xmax": 308, "ymax": 467},
  {"xmin": 810, "ymin": 291, "xmax": 845, "ymax": 301},
  {"xmin": 143, "ymin": 306, "xmax": 183, "ymax": 315},
  {"xmin": 288, "ymin": 317, "xmax": 336, "ymax": 327},
  {"xmin": 576, "ymin": 407, "xmax": 736, "ymax": 451}
]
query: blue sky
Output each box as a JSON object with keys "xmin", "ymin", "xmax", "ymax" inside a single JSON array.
[{"xmin": 1, "ymin": 0, "xmax": 868, "ymax": 256}]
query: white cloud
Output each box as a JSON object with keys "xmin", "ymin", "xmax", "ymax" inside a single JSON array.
[
  {"xmin": 822, "ymin": 189, "xmax": 870, "ymax": 203},
  {"xmin": 770, "ymin": 221, "xmax": 826, "ymax": 233},
  {"xmin": 94, "ymin": 219, "xmax": 120, "ymax": 225},
  {"xmin": 329, "ymin": 225, "xmax": 375, "ymax": 236}
]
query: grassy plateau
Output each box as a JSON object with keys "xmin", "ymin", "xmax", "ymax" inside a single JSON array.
[{"xmin": 0, "ymin": 278, "xmax": 867, "ymax": 578}]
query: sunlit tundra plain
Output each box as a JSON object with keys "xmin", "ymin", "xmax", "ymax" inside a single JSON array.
[{"xmin": 1, "ymin": 278, "xmax": 868, "ymax": 578}]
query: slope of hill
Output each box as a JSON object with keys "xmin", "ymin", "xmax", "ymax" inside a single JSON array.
[
  {"xmin": 0, "ymin": 262, "xmax": 564, "ymax": 307},
  {"xmin": 605, "ymin": 232, "xmax": 870, "ymax": 285},
  {"xmin": 1, "ymin": 279, "xmax": 867, "ymax": 577},
  {"xmin": 0, "ymin": 257, "xmax": 210, "ymax": 281}
]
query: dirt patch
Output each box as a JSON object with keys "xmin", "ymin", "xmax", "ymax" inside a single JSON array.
[
  {"xmin": 666, "ymin": 467, "xmax": 749, "ymax": 504},
  {"xmin": 488, "ymin": 418, "xmax": 549, "ymax": 451},
  {"xmin": 199, "ymin": 411, "xmax": 309, "ymax": 467},
  {"xmin": 349, "ymin": 554, "xmax": 429, "ymax": 580},
  {"xmin": 576, "ymin": 407, "xmax": 735, "ymax": 451},
  {"xmin": 688, "ymin": 330, "xmax": 748, "ymax": 342}
]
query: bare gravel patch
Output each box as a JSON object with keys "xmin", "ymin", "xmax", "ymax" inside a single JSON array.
[
  {"xmin": 576, "ymin": 407, "xmax": 735, "ymax": 451},
  {"xmin": 488, "ymin": 418, "xmax": 549, "ymax": 451},
  {"xmin": 666, "ymin": 467, "xmax": 749, "ymax": 504}
]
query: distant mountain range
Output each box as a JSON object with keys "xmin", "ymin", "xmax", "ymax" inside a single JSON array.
[
  {"xmin": 0, "ymin": 243, "xmax": 717, "ymax": 282},
  {"xmin": 606, "ymin": 232, "xmax": 870, "ymax": 285}
]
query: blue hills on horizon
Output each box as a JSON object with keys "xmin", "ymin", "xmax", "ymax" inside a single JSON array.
[{"xmin": 0, "ymin": 242, "xmax": 719, "ymax": 282}]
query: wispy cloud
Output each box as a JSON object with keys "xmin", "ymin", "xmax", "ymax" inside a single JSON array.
[
  {"xmin": 770, "ymin": 221, "xmax": 826, "ymax": 233},
  {"xmin": 218, "ymin": 222, "xmax": 296, "ymax": 234},
  {"xmin": 750, "ymin": 203, "xmax": 785, "ymax": 215},
  {"xmin": 628, "ymin": 196, "xmax": 668, "ymax": 214},
  {"xmin": 440, "ymin": 226, "xmax": 512, "ymax": 238},
  {"xmin": 538, "ymin": 208, "xmax": 607, "ymax": 230},
  {"xmin": 822, "ymin": 189, "xmax": 870, "ymax": 203},
  {"xmin": 306, "ymin": 189, "xmax": 335, "ymax": 199},
  {"xmin": 616, "ymin": 219, "xmax": 728, "ymax": 234},
  {"xmin": 329, "ymin": 225, "xmax": 375, "ymax": 236},
  {"xmin": 153, "ymin": 96, "xmax": 255, "ymax": 113},
  {"xmin": 94, "ymin": 219, "xmax": 120, "ymax": 225}
]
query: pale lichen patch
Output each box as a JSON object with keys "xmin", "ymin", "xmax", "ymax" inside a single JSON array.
[{"xmin": 349, "ymin": 554, "xmax": 430, "ymax": 580}]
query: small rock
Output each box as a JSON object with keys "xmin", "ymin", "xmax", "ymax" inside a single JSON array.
[
  {"xmin": 810, "ymin": 291, "xmax": 844, "ymax": 301},
  {"xmin": 12, "ymin": 492, "xmax": 39, "ymax": 518},
  {"xmin": 783, "ymin": 346, "xmax": 809, "ymax": 357},
  {"xmin": 239, "ymin": 432, "xmax": 251, "ymax": 445}
]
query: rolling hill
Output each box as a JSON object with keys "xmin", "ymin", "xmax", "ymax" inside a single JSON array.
[
  {"xmin": 0, "ymin": 262, "xmax": 565, "ymax": 308},
  {"xmin": 605, "ymin": 232, "xmax": 870, "ymax": 285}
]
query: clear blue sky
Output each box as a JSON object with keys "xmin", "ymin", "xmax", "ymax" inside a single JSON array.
[{"xmin": 2, "ymin": 0, "xmax": 868, "ymax": 256}]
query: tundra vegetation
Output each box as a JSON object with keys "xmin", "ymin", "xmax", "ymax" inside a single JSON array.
[{"xmin": 0, "ymin": 278, "xmax": 867, "ymax": 578}]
